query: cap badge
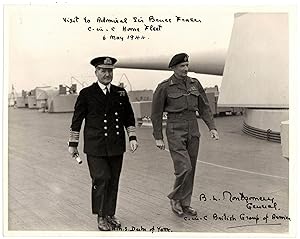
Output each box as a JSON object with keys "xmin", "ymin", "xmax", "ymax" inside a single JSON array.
[{"xmin": 104, "ymin": 58, "xmax": 112, "ymax": 65}]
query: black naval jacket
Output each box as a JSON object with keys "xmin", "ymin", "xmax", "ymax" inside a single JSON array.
[{"xmin": 70, "ymin": 82, "xmax": 136, "ymax": 156}]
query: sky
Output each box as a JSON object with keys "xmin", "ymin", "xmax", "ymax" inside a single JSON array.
[
  {"xmin": 4, "ymin": 4, "xmax": 296, "ymax": 96},
  {"xmin": 5, "ymin": 5, "xmax": 238, "ymax": 93}
]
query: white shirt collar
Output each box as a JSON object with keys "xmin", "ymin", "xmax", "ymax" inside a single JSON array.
[{"xmin": 97, "ymin": 81, "xmax": 111, "ymax": 93}]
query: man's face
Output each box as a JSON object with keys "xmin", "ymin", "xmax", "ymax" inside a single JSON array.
[
  {"xmin": 95, "ymin": 67, "xmax": 113, "ymax": 85},
  {"xmin": 172, "ymin": 62, "xmax": 189, "ymax": 78}
]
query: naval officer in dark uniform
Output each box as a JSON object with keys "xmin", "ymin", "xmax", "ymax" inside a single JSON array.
[
  {"xmin": 151, "ymin": 53, "xmax": 219, "ymax": 217},
  {"xmin": 68, "ymin": 56, "xmax": 138, "ymax": 231}
]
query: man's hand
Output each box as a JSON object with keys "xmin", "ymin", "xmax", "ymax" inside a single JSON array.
[
  {"xmin": 130, "ymin": 140, "xmax": 138, "ymax": 152},
  {"xmin": 210, "ymin": 129, "xmax": 219, "ymax": 140},
  {"xmin": 68, "ymin": 146, "xmax": 79, "ymax": 155},
  {"xmin": 155, "ymin": 139, "xmax": 165, "ymax": 150}
]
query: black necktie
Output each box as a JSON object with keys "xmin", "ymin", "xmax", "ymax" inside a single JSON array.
[{"xmin": 105, "ymin": 86, "xmax": 110, "ymax": 96}]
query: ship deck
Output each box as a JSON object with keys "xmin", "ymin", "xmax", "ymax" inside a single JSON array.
[{"xmin": 6, "ymin": 108, "xmax": 290, "ymax": 235}]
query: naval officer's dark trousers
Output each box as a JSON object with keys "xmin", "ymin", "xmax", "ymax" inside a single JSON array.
[
  {"xmin": 87, "ymin": 154, "xmax": 123, "ymax": 216},
  {"xmin": 166, "ymin": 111, "xmax": 200, "ymax": 207}
]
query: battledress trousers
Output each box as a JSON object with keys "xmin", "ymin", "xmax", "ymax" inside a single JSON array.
[{"xmin": 166, "ymin": 111, "xmax": 200, "ymax": 206}]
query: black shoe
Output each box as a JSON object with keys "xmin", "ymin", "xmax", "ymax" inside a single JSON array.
[
  {"xmin": 182, "ymin": 206, "xmax": 197, "ymax": 216},
  {"xmin": 97, "ymin": 216, "xmax": 110, "ymax": 231},
  {"xmin": 170, "ymin": 199, "xmax": 184, "ymax": 217},
  {"xmin": 107, "ymin": 216, "xmax": 121, "ymax": 227},
  {"xmin": 107, "ymin": 215, "xmax": 121, "ymax": 228}
]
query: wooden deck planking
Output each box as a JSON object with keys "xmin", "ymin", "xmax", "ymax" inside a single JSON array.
[{"xmin": 7, "ymin": 108, "xmax": 289, "ymax": 233}]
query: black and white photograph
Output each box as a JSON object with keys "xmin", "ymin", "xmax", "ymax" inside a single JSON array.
[{"xmin": 3, "ymin": 2, "xmax": 297, "ymax": 237}]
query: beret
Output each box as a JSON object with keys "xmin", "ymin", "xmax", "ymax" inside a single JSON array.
[
  {"xmin": 168, "ymin": 53, "xmax": 189, "ymax": 68},
  {"xmin": 90, "ymin": 56, "xmax": 117, "ymax": 68}
]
